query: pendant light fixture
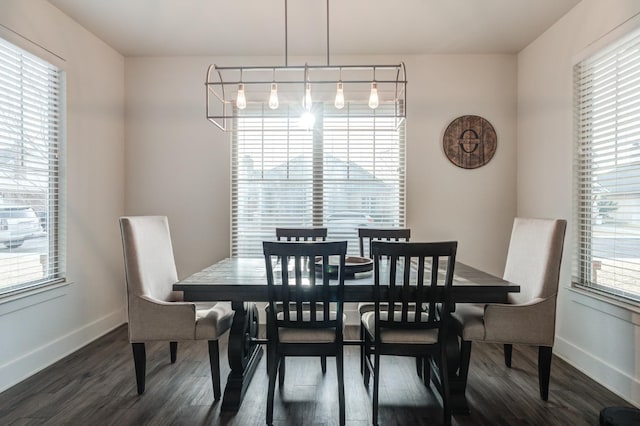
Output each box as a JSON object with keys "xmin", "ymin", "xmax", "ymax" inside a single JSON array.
[
  {"xmin": 236, "ymin": 83, "xmax": 247, "ymax": 110},
  {"xmin": 368, "ymin": 82, "xmax": 379, "ymax": 109},
  {"xmin": 334, "ymin": 82, "xmax": 345, "ymax": 109},
  {"xmin": 206, "ymin": 0, "xmax": 407, "ymax": 131}
]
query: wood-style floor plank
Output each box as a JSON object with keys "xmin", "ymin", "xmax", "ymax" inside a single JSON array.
[{"xmin": 0, "ymin": 325, "xmax": 631, "ymax": 425}]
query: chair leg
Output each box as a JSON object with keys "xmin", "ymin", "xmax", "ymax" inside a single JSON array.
[
  {"xmin": 278, "ymin": 356, "xmax": 286, "ymax": 389},
  {"xmin": 266, "ymin": 317, "xmax": 273, "ymax": 375},
  {"xmin": 170, "ymin": 341, "xmax": 177, "ymax": 364},
  {"xmin": 360, "ymin": 323, "xmax": 364, "ymax": 375},
  {"xmin": 538, "ymin": 346, "xmax": 553, "ymax": 401},
  {"xmin": 422, "ymin": 356, "xmax": 431, "ymax": 386},
  {"xmin": 208, "ymin": 340, "xmax": 222, "ymax": 400},
  {"xmin": 321, "ymin": 356, "xmax": 327, "ymax": 374},
  {"xmin": 131, "ymin": 343, "xmax": 146, "ymax": 395},
  {"xmin": 337, "ymin": 347, "xmax": 345, "ymax": 426},
  {"xmin": 458, "ymin": 339, "xmax": 472, "ymax": 384},
  {"xmin": 415, "ymin": 356, "xmax": 423, "ymax": 379},
  {"xmin": 363, "ymin": 331, "xmax": 371, "ymax": 387},
  {"xmin": 504, "ymin": 343, "xmax": 513, "ymax": 368},
  {"xmin": 267, "ymin": 352, "xmax": 279, "ymax": 426},
  {"xmin": 438, "ymin": 347, "xmax": 452, "ymax": 426},
  {"xmin": 372, "ymin": 352, "xmax": 381, "ymax": 426}
]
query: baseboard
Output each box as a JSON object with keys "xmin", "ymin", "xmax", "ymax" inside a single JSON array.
[
  {"xmin": 554, "ymin": 335, "xmax": 640, "ymax": 407},
  {"xmin": 0, "ymin": 307, "xmax": 126, "ymax": 394}
]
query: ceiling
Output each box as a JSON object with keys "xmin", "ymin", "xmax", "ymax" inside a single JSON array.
[{"xmin": 47, "ymin": 0, "xmax": 581, "ymax": 57}]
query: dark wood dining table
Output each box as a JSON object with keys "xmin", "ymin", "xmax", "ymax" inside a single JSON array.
[{"xmin": 173, "ymin": 257, "xmax": 519, "ymax": 414}]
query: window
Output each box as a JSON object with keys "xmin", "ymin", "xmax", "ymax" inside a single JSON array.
[
  {"xmin": 574, "ymin": 27, "xmax": 640, "ymax": 301},
  {"xmin": 0, "ymin": 37, "xmax": 65, "ymax": 295},
  {"xmin": 232, "ymin": 104, "xmax": 405, "ymax": 257}
]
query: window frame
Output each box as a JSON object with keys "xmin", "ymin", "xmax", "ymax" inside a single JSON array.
[
  {"xmin": 0, "ymin": 35, "xmax": 66, "ymax": 298},
  {"xmin": 573, "ymin": 25, "xmax": 640, "ymax": 303},
  {"xmin": 231, "ymin": 103, "xmax": 406, "ymax": 257}
]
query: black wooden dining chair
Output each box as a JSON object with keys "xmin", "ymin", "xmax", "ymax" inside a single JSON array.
[
  {"xmin": 268, "ymin": 227, "xmax": 329, "ymax": 374},
  {"xmin": 276, "ymin": 227, "xmax": 328, "ymax": 242},
  {"xmin": 263, "ymin": 240, "xmax": 347, "ymax": 426},
  {"xmin": 362, "ymin": 241, "xmax": 457, "ymax": 426},
  {"xmin": 358, "ymin": 227, "xmax": 411, "ymax": 258},
  {"xmin": 356, "ymin": 228, "xmax": 411, "ymax": 374}
]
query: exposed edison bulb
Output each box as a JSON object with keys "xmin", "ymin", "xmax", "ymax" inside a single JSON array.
[
  {"xmin": 236, "ymin": 83, "xmax": 247, "ymax": 110},
  {"xmin": 303, "ymin": 83, "xmax": 313, "ymax": 112},
  {"xmin": 299, "ymin": 111, "xmax": 315, "ymax": 130},
  {"xmin": 334, "ymin": 82, "xmax": 345, "ymax": 109},
  {"xmin": 368, "ymin": 82, "xmax": 379, "ymax": 109},
  {"xmin": 268, "ymin": 82, "xmax": 279, "ymax": 109}
]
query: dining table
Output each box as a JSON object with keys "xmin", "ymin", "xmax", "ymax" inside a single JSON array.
[{"xmin": 173, "ymin": 256, "xmax": 519, "ymax": 414}]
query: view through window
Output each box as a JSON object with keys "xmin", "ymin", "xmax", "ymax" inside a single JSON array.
[
  {"xmin": 574, "ymin": 27, "xmax": 640, "ymax": 301},
  {"xmin": 0, "ymin": 37, "xmax": 65, "ymax": 295},
  {"xmin": 232, "ymin": 104, "xmax": 405, "ymax": 257}
]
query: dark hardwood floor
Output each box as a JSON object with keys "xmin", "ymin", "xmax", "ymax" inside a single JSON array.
[{"xmin": 0, "ymin": 325, "xmax": 630, "ymax": 425}]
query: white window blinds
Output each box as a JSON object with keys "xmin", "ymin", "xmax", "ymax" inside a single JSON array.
[
  {"xmin": 0, "ymin": 37, "xmax": 65, "ymax": 295},
  {"xmin": 232, "ymin": 104, "xmax": 405, "ymax": 257},
  {"xmin": 574, "ymin": 27, "xmax": 640, "ymax": 301}
]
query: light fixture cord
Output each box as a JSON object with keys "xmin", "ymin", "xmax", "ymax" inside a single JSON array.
[
  {"xmin": 326, "ymin": 0, "xmax": 330, "ymax": 66},
  {"xmin": 285, "ymin": 0, "xmax": 288, "ymax": 66}
]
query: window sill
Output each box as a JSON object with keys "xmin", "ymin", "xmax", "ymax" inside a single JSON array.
[
  {"xmin": 0, "ymin": 281, "xmax": 71, "ymax": 316},
  {"xmin": 568, "ymin": 284, "xmax": 640, "ymax": 324}
]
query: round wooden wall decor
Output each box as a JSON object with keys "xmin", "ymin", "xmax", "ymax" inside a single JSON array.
[{"xmin": 443, "ymin": 115, "xmax": 497, "ymax": 169}]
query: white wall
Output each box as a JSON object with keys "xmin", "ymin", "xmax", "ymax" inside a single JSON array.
[
  {"xmin": 517, "ymin": 0, "xmax": 640, "ymax": 406},
  {"xmin": 0, "ymin": 1, "xmax": 517, "ymax": 393},
  {"xmin": 125, "ymin": 54, "xmax": 517, "ymax": 280},
  {"xmin": 3, "ymin": 0, "xmax": 639, "ymax": 409},
  {"xmin": 0, "ymin": 0, "xmax": 126, "ymax": 392}
]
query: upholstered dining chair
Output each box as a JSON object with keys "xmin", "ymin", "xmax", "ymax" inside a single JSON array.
[
  {"xmin": 263, "ymin": 240, "xmax": 347, "ymax": 426},
  {"xmin": 362, "ymin": 241, "xmax": 457, "ymax": 426},
  {"xmin": 119, "ymin": 216, "xmax": 234, "ymax": 399},
  {"xmin": 268, "ymin": 227, "xmax": 329, "ymax": 374},
  {"xmin": 451, "ymin": 217, "xmax": 567, "ymax": 401}
]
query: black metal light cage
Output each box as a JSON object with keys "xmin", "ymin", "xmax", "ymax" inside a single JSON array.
[{"xmin": 205, "ymin": 63, "xmax": 407, "ymax": 132}]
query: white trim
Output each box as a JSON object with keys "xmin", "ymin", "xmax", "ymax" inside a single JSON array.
[
  {"xmin": 568, "ymin": 285, "xmax": 640, "ymax": 321},
  {"xmin": 555, "ymin": 335, "xmax": 640, "ymax": 407},
  {"xmin": 0, "ymin": 23, "xmax": 66, "ymax": 69},
  {"xmin": 0, "ymin": 281, "xmax": 70, "ymax": 315},
  {"xmin": 572, "ymin": 11, "xmax": 640, "ymax": 65},
  {"xmin": 0, "ymin": 307, "xmax": 126, "ymax": 394}
]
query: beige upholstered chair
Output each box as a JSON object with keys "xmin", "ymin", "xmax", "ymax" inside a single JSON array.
[
  {"xmin": 452, "ymin": 217, "xmax": 567, "ymax": 401},
  {"xmin": 119, "ymin": 216, "xmax": 234, "ymax": 399},
  {"xmin": 263, "ymin": 240, "xmax": 347, "ymax": 426}
]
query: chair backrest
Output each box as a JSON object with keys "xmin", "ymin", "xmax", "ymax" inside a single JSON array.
[
  {"xmin": 358, "ymin": 228, "xmax": 411, "ymax": 258},
  {"xmin": 263, "ymin": 240, "xmax": 347, "ymax": 334},
  {"xmin": 119, "ymin": 216, "xmax": 181, "ymax": 303},
  {"xmin": 276, "ymin": 227, "xmax": 328, "ymax": 242},
  {"xmin": 371, "ymin": 241, "xmax": 457, "ymax": 333},
  {"xmin": 503, "ymin": 218, "xmax": 567, "ymax": 304}
]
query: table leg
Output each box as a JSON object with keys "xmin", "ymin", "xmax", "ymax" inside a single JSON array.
[
  {"xmin": 429, "ymin": 326, "xmax": 470, "ymax": 414},
  {"xmin": 446, "ymin": 334, "xmax": 471, "ymax": 414},
  {"xmin": 221, "ymin": 301, "xmax": 263, "ymax": 411}
]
